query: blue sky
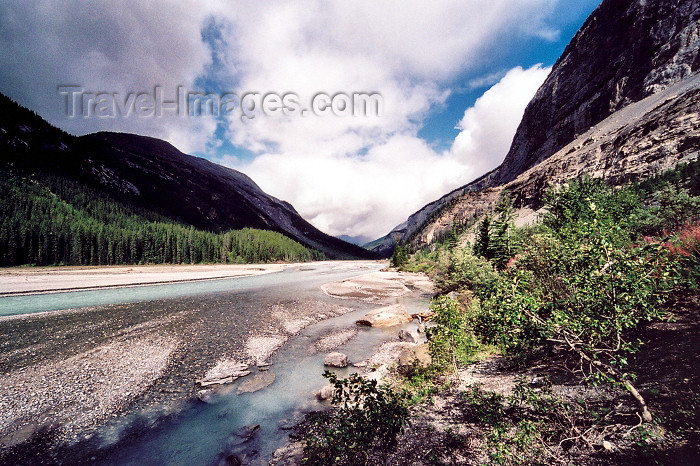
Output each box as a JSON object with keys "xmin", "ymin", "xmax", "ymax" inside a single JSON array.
[
  {"xmin": 417, "ymin": 1, "xmax": 600, "ymax": 152},
  {"xmin": 0, "ymin": 0, "xmax": 602, "ymax": 241}
]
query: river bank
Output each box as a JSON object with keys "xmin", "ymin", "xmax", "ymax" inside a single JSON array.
[{"xmin": 0, "ymin": 263, "xmax": 303, "ymax": 296}]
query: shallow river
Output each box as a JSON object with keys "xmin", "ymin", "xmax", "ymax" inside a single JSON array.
[{"xmin": 0, "ymin": 261, "xmax": 431, "ymax": 465}]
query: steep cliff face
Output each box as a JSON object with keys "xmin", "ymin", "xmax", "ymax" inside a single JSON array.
[
  {"xmin": 496, "ymin": 0, "xmax": 700, "ymax": 185},
  {"xmin": 371, "ymin": 0, "xmax": 700, "ymax": 256}
]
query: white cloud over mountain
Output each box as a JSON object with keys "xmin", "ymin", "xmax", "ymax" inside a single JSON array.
[
  {"xmin": 0, "ymin": 0, "xmax": 577, "ymax": 239},
  {"xmin": 235, "ymin": 65, "xmax": 550, "ymax": 239}
]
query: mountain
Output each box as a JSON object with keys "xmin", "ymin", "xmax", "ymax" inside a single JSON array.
[
  {"xmin": 0, "ymin": 93, "xmax": 377, "ymax": 260},
  {"xmin": 371, "ymin": 0, "xmax": 700, "ymax": 256}
]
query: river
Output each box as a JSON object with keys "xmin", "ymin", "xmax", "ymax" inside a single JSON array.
[{"xmin": 0, "ymin": 261, "xmax": 432, "ymax": 465}]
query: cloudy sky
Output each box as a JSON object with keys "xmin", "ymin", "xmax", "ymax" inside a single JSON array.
[{"xmin": 0, "ymin": 0, "xmax": 601, "ymax": 243}]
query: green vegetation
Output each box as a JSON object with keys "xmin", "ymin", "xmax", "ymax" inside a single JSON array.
[
  {"xmin": 392, "ymin": 160, "xmax": 700, "ymax": 463},
  {"xmin": 0, "ymin": 170, "xmax": 324, "ymax": 265},
  {"xmin": 424, "ymin": 295, "xmax": 479, "ymax": 371},
  {"xmin": 300, "ymin": 371, "xmax": 409, "ymax": 465}
]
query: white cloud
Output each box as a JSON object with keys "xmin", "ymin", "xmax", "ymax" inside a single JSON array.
[
  {"xmin": 232, "ymin": 64, "xmax": 550, "ymax": 239},
  {"xmin": 450, "ymin": 65, "xmax": 552, "ymax": 176},
  {"xmin": 0, "ymin": 0, "xmax": 566, "ymax": 239}
]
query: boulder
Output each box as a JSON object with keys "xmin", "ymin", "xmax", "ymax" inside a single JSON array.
[
  {"xmin": 197, "ymin": 389, "xmax": 216, "ymax": 403},
  {"xmin": 397, "ymin": 343, "xmax": 431, "ymax": 373},
  {"xmin": 324, "ymin": 352, "xmax": 349, "ymax": 368},
  {"xmin": 237, "ymin": 371, "xmax": 276, "ymax": 394},
  {"xmin": 356, "ymin": 304, "xmax": 412, "ymax": 328},
  {"xmin": 316, "ymin": 384, "xmax": 336, "ymax": 401},
  {"xmin": 197, "ymin": 361, "xmax": 251, "ymax": 386},
  {"xmin": 398, "ymin": 329, "xmax": 417, "ymax": 343},
  {"xmin": 232, "ymin": 424, "xmax": 260, "ymax": 443},
  {"xmin": 269, "ymin": 442, "xmax": 304, "ymax": 466}
]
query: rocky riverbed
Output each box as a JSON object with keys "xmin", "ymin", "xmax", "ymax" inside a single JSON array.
[{"xmin": 0, "ymin": 262, "xmax": 436, "ymax": 464}]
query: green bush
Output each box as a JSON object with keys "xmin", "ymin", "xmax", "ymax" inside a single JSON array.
[
  {"xmin": 476, "ymin": 186, "xmax": 679, "ymax": 367},
  {"xmin": 302, "ymin": 371, "xmax": 409, "ymax": 465},
  {"xmin": 437, "ymin": 247, "xmax": 500, "ymax": 294},
  {"xmin": 426, "ymin": 296, "xmax": 481, "ymax": 371}
]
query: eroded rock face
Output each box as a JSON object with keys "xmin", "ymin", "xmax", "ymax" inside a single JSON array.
[
  {"xmin": 496, "ymin": 0, "xmax": 700, "ymax": 185},
  {"xmin": 374, "ymin": 0, "xmax": 700, "ymax": 254}
]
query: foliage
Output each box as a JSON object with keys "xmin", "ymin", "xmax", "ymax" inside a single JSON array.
[
  {"xmin": 475, "ymin": 181, "xmax": 680, "ymax": 411},
  {"xmin": 0, "ymin": 170, "xmax": 323, "ymax": 265},
  {"xmin": 390, "ymin": 243, "xmax": 410, "ymax": 268},
  {"xmin": 301, "ymin": 371, "xmax": 409, "ymax": 465},
  {"xmin": 666, "ymin": 222, "xmax": 700, "ymax": 286},
  {"xmin": 437, "ymin": 247, "xmax": 499, "ymax": 294},
  {"xmin": 631, "ymin": 185, "xmax": 700, "ymax": 235},
  {"xmin": 425, "ymin": 296, "xmax": 480, "ymax": 371},
  {"xmin": 473, "ymin": 191, "xmax": 518, "ymax": 269}
]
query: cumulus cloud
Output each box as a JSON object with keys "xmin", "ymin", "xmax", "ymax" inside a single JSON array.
[
  {"xmin": 0, "ymin": 0, "xmax": 567, "ymax": 239},
  {"xmin": 450, "ymin": 65, "xmax": 552, "ymax": 176},
  {"xmin": 233, "ymin": 64, "xmax": 550, "ymax": 239}
]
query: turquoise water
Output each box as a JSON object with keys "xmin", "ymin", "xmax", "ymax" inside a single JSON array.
[
  {"xmin": 99, "ymin": 305, "xmax": 423, "ymax": 465},
  {"xmin": 0, "ymin": 263, "xmax": 376, "ymax": 317},
  {"xmin": 0, "ymin": 261, "xmax": 431, "ymax": 464}
]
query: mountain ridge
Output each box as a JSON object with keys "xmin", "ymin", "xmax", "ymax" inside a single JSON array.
[{"xmin": 0, "ymin": 93, "xmax": 376, "ymax": 261}]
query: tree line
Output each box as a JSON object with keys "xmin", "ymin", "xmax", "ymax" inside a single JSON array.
[{"xmin": 0, "ymin": 170, "xmax": 324, "ymax": 266}]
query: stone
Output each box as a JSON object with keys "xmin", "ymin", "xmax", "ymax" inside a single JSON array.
[
  {"xmin": 230, "ymin": 424, "xmax": 260, "ymax": 446},
  {"xmin": 356, "ymin": 304, "xmax": 412, "ymax": 328},
  {"xmin": 398, "ymin": 329, "xmax": 417, "ymax": 343},
  {"xmin": 397, "ymin": 343, "xmax": 431, "ymax": 373},
  {"xmin": 198, "ymin": 361, "xmax": 251, "ymax": 386},
  {"xmin": 316, "ymin": 384, "xmax": 336, "ymax": 401},
  {"xmin": 269, "ymin": 442, "xmax": 304, "ymax": 466},
  {"xmin": 324, "ymin": 352, "xmax": 349, "ymax": 368},
  {"xmin": 237, "ymin": 371, "xmax": 276, "ymax": 394},
  {"xmin": 197, "ymin": 389, "xmax": 216, "ymax": 403}
]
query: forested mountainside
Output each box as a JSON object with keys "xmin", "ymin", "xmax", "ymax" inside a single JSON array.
[
  {"xmin": 370, "ymin": 0, "xmax": 700, "ymax": 256},
  {"xmin": 0, "ymin": 93, "xmax": 377, "ymax": 265}
]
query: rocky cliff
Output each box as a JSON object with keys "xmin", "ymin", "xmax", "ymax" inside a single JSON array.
[{"xmin": 371, "ymin": 0, "xmax": 700, "ymax": 256}]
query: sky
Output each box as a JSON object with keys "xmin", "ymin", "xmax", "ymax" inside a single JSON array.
[{"xmin": 0, "ymin": 0, "xmax": 602, "ymax": 243}]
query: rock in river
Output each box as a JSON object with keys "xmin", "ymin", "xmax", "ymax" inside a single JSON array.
[
  {"xmin": 323, "ymin": 352, "xmax": 349, "ymax": 368},
  {"xmin": 197, "ymin": 360, "xmax": 251, "ymax": 386},
  {"xmin": 356, "ymin": 303, "xmax": 412, "ymax": 328},
  {"xmin": 237, "ymin": 371, "xmax": 276, "ymax": 394}
]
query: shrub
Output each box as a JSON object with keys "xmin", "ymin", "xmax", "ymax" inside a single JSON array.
[
  {"xmin": 666, "ymin": 222, "xmax": 700, "ymax": 286},
  {"xmin": 301, "ymin": 371, "xmax": 409, "ymax": 465},
  {"xmin": 426, "ymin": 295, "xmax": 481, "ymax": 371},
  {"xmin": 437, "ymin": 247, "xmax": 500, "ymax": 295}
]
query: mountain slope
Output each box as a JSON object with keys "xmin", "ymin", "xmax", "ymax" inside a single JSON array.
[
  {"xmin": 0, "ymin": 93, "xmax": 376, "ymax": 260},
  {"xmin": 371, "ymin": 0, "xmax": 700, "ymax": 256}
]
